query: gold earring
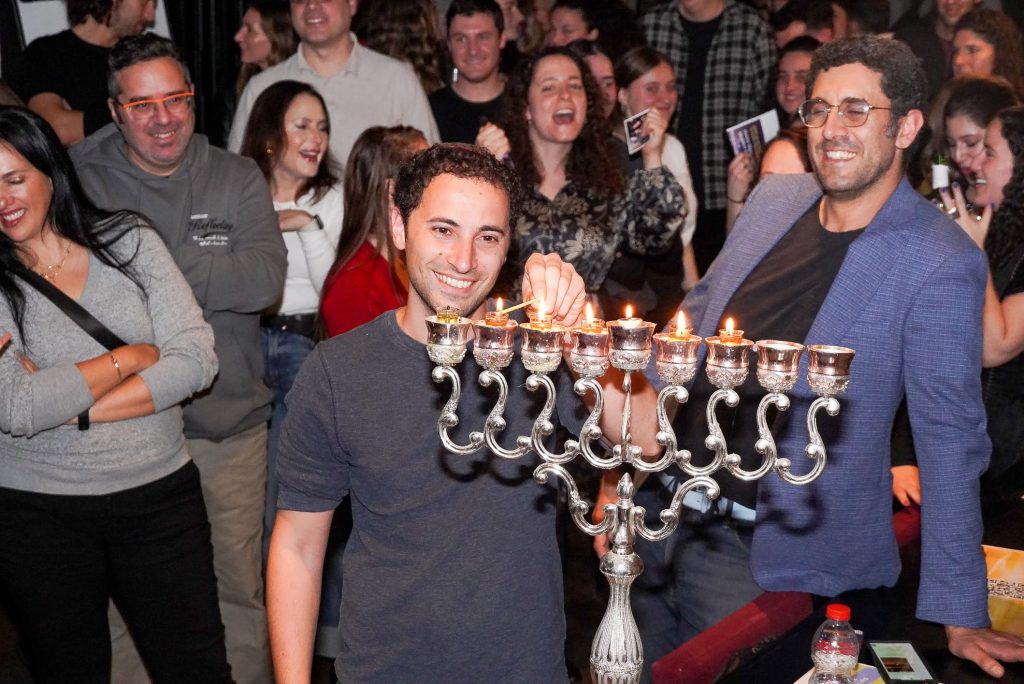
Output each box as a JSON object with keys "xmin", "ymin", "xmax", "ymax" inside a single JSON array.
[{"xmin": 266, "ymin": 147, "xmax": 273, "ymax": 156}]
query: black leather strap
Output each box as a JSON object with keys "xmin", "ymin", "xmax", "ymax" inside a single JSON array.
[{"xmin": 12, "ymin": 261, "xmax": 126, "ymax": 350}]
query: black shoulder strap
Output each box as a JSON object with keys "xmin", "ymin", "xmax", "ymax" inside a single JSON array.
[{"xmin": 12, "ymin": 261, "xmax": 127, "ymax": 351}]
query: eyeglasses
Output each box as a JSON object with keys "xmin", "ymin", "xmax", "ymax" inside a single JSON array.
[
  {"xmin": 797, "ymin": 98, "xmax": 891, "ymax": 128},
  {"xmin": 117, "ymin": 91, "xmax": 195, "ymax": 119}
]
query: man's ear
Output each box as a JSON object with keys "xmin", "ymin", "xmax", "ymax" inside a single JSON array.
[
  {"xmin": 390, "ymin": 204, "xmax": 407, "ymax": 250},
  {"xmin": 108, "ymin": 98, "xmax": 121, "ymax": 125},
  {"xmin": 895, "ymin": 108, "xmax": 925, "ymax": 151}
]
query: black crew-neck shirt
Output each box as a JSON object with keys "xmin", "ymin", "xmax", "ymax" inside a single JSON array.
[
  {"xmin": 677, "ymin": 14, "xmax": 721, "ymax": 201},
  {"xmin": 674, "ymin": 200, "xmax": 865, "ymax": 508},
  {"xmin": 428, "ymin": 87, "xmax": 505, "ymax": 144}
]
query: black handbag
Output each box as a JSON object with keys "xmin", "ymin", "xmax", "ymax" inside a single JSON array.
[{"xmin": 12, "ymin": 261, "xmax": 127, "ymax": 429}]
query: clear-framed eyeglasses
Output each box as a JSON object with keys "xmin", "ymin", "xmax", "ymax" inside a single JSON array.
[
  {"xmin": 117, "ymin": 91, "xmax": 195, "ymax": 119},
  {"xmin": 798, "ymin": 98, "xmax": 891, "ymax": 128}
]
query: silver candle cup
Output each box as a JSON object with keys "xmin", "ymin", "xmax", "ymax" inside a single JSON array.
[
  {"xmin": 704, "ymin": 336, "xmax": 754, "ymax": 389},
  {"xmin": 520, "ymin": 321, "xmax": 567, "ymax": 373},
  {"xmin": 754, "ymin": 340, "xmax": 805, "ymax": 393},
  {"xmin": 472, "ymin": 319, "xmax": 518, "ymax": 370},
  {"xmin": 426, "ymin": 314, "xmax": 473, "ymax": 366},
  {"xmin": 806, "ymin": 345, "xmax": 856, "ymax": 397},
  {"xmin": 568, "ymin": 321, "xmax": 610, "ymax": 378},
  {"xmin": 607, "ymin": 319, "xmax": 657, "ymax": 371},
  {"xmin": 653, "ymin": 332, "xmax": 702, "ymax": 385}
]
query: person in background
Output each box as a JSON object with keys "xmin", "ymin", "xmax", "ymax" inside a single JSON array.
[
  {"xmin": 568, "ymin": 39, "xmax": 616, "ymax": 117},
  {"xmin": 641, "ymin": 0, "xmax": 776, "ymax": 275},
  {"xmin": 476, "ymin": 46, "xmax": 685, "ymax": 301},
  {"xmin": 837, "ymin": 0, "xmax": 893, "ymax": 36},
  {"xmin": 775, "ymin": 36, "xmax": 822, "ymax": 126},
  {"xmin": 497, "ymin": 0, "xmax": 528, "ymax": 71},
  {"xmin": 952, "ymin": 8, "xmax": 1024, "ymax": 97},
  {"xmin": 546, "ymin": 0, "xmax": 598, "ymax": 46},
  {"xmin": 238, "ymin": 80, "xmax": 343, "ymax": 558},
  {"xmin": 770, "ymin": 0, "xmax": 836, "ymax": 47},
  {"xmin": 354, "ymin": 0, "xmax": 445, "ymax": 95},
  {"xmin": 14, "ymin": 0, "xmax": 155, "ymax": 146},
  {"xmin": 894, "ymin": 0, "xmax": 981, "ymax": 101},
  {"xmin": 430, "ymin": 0, "xmax": 507, "ymax": 144},
  {"xmin": 235, "ymin": 1, "xmax": 298, "ymax": 99},
  {"xmin": 0, "ymin": 106, "xmax": 227, "ymax": 683},
  {"xmin": 321, "ymin": 126, "xmax": 426, "ymax": 338},
  {"xmin": 72, "ymin": 34, "xmax": 286, "ymax": 683},
  {"xmin": 229, "ymin": 0, "xmax": 439, "ymax": 172},
  {"xmin": 603, "ymin": 45, "xmax": 700, "ymax": 322}
]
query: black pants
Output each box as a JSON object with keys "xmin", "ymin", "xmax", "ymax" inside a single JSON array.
[{"xmin": 0, "ymin": 461, "xmax": 232, "ymax": 684}]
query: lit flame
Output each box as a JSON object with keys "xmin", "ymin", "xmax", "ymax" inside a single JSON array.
[
  {"xmin": 538, "ymin": 297, "xmax": 546, "ymax": 322},
  {"xmin": 495, "ymin": 297, "xmax": 503, "ymax": 312},
  {"xmin": 676, "ymin": 311, "xmax": 687, "ymax": 336},
  {"xmin": 625, "ymin": 304, "xmax": 634, "ymax": 319},
  {"xmin": 585, "ymin": 302, "xmax": 595, "ymax": 325},
  {"xmin": 725, "ymin": 317, "xmax": 735, "ymax": 334}
]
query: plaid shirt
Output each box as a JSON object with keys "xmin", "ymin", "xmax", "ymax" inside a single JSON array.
[{"xmin": 641, "ymin": 1, "xmax": 775, "ymax": 210}]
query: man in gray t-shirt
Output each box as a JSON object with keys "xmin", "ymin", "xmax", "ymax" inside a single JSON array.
[{"xmin": 267, "ymin": 144, "xmax": 658, "ymax": 682}]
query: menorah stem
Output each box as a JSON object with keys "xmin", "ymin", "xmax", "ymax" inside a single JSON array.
[
  {"xmin": 620, "ymin": 371, "xmax": 633, "ymax": 449},
  {"xmin": 590, "ymin": 548, "xmax": 644, "ymax": 684}
]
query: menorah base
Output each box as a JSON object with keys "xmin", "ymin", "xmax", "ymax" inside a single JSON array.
[{"xmin": 589, "ymin": 547, "xmax": 644, "ymax": 683}]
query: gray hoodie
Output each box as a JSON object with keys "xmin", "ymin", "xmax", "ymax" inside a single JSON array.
[{"xmin": 71, "ymin": 123, "xmax": 287, "ymax": 441}]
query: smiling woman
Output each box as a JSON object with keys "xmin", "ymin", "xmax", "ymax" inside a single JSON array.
[{"xmin": 475, "ymin": 46, "xmax": 686, "ymax": 308}]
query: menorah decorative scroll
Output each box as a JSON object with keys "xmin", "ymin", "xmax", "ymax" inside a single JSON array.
[{"xmin": 425, "ymin": 304, "xmax": 854, "ymax": 683}]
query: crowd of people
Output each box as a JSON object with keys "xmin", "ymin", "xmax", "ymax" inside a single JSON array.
[{"xmin": 1, "ymin": 0, "xmax": 1024, "ymax": 682}]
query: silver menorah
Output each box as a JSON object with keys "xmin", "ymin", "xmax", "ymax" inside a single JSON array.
[{"xmin": 425, "ymin": 306, "xmax": 855, "ymax": 683}]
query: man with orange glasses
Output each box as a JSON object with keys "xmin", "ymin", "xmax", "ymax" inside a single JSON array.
[{"xmin": 72, "ymin": 33, "xmax": 286, "ymax": 684}]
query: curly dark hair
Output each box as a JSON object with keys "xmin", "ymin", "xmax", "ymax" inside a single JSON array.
[
  {"xmin": 355, "ymin": 0, "xmax": 443, "ymax": 95},
  {"xmin": 501, "ymin": 46, "xmax": 624, "ymax": 196},
  {"xmin": 808, "ymin": 36, "xmax": 927, "ymax": 131},
  {"xmin": 238, "ymin": 80, "xmax": 340, "ymax": 203},
  {"xmin": 954, "ymin": 9, "xmax": 1024, "ymax": 100},
  {"xmin": 394, "ymin": 143, "xmax": 523, "ymax": 227},
  {"xmin": 108, "ymin": 34, "xmax": 192, "ymax": 100},
  {"xmin": 985, "ymin": 106, "xmax": 1024, "ymax": 278}
]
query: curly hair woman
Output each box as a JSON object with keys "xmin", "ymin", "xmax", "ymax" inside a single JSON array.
[
  {"xmin": 354, "ymin": 0, "xmax": 444, "ymax": 95},
  {"xmin": 940, "ymin": 105, "xmax": 1024, "ymax": 491},
  {"xmin": 953, "ymin": 8, "xmax": 1024, "ymax": 98},
  {"xmin": 476, "ymin": 45, "xmax": 685, "ymax": 304}
]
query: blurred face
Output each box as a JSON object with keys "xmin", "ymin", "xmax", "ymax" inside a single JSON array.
[
  {"xmin": 546, "ymin": 7, "xmax": 596, "ymax": 46},
  {"xmin": 111, "ymin": 57, "xmax": 195, "ymax": 176},
  {"xmin": 109, "ymin": 0, "xmax": 156, "ymax": 38},
  {"xmin": 526, "ymin": 55, "xmax": 587, "ymax": 146},
  {"xmin": 274, "ymin": 93, "xmax": 329, "ymax": 189},
  {"xmin": 392, "ymin": 173, "xmax": 510, "ymax": 321},
  {"xmin": 776, "ymin": 50, "xmax": 812, "ymax": 116},
  {"xmin": 944, "ymin": 113, "xmax": 986, "ymax": 178},
  {"xmin": 290, "ymin": 0, "xmax": 354, "ymax": 48},
  {"xmin": 936, "ymin": 0, "xmax": 979, "ymax": 29},
  {"xmin": 0, "ymin": 143, "xmax": 53, "ymax": 247},
  {"xmin": 497, "ymin": 0, "xmax": 525, "ymax": 41},
  {"xmin": 677, "ymin": 0, "xmax": 725, "ymax": 22},
  {"xmin": 831, "ymin": 2, "xmax": 849, "ymax": 39},
  {"xmin": 619, "ymin": 62, "xmax": 677, "ymax": 124},
  {"xmin": 974, "ymin": 118, "xmax": 1013, "ymax": 207},
  {"xmin": 235, "ymin": 8, "xmax": 272, "ymax": 68},
  {"xmin": 807, "ymin": 63, "xmax": 904, "ymax": 201},
  {"xmin": 448, "ymin": 12, "xmax": 505, "ymax": 83},
  {"xmin": 952, "ymin": 30, "xmax": 995, "ymax": 77},
  {"xmin": 583, "ymin": 53, "xmax": 616, "ymax": 118}
]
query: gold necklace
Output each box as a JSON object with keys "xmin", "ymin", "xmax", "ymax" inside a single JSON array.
[{"xmin": 35, "ymin": 240, "xmax": 72, "ymax": 282}]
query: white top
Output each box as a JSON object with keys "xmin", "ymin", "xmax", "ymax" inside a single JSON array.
[
  {"xmin": 661, "ymin": 133, "xmax": 698, "ymax": 247},
  {"xmin": 229, "ymin": 36, "xmax": 440, "ymax": 165},
  {"xmin": 273, "ymin": 185, "xmax": 344, "ymax": 315}
]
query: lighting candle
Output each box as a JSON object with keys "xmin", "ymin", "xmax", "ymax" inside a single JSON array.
[
  {"xmin": 484, "ymin": 297, "xmax": 509, "ymax": 326},
  {"xmin": 607, "ymin": 304, "xmax": 656, "ymax": 371},
  {"xmin": 530, "ymin": 297, "xmax": 553, "ymax": 331},
  {"xmin": 718, "ymin": 317, "xmax": 743, "ymax": 344},
  {"xmin": 520, "ymin": 297, "xmax": 565, "ymax": 373},
  {"xmin": 653, "ymin": 311, "xmax": 701, "ymax": 385},
  {"xmin": 425, "ymin": 307, "xmax": 473, "ymax": 366},
  {"xmin": 703, "ymin": 317, "xmax": 753, "ymax": 389},
  {"xmin": 568, "ymin": 302, "xmax": 610, "ymax": 377}
]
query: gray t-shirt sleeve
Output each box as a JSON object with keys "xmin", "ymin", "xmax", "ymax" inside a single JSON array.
[{"xmin": 276, "ymin": 346, "xmax": 349, "ymax": 512}]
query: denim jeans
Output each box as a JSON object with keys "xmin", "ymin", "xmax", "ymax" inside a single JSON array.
[
  {"xmin": 261, "ymin": 325, "xmax": 315, "ymax": 555},
  {"xmin": 0, "ymin": 462, "xmax": 231, "ymax": 684},
  {"xmin": 631, "ymin": 480, "xmax": 764, "ymax": 682}
]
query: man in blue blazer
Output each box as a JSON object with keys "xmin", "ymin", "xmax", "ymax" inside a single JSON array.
[{"xmin": 626, "ymin": 36, "xmax": 1024, "ymax": 677}]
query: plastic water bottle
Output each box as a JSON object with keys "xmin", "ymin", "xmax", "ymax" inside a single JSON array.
[{"xmin": 809, "ymin": 603, "xmax": 859, "ymax": 684}]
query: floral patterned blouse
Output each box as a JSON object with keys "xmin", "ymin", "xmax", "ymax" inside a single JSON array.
[{"xmin": 501, "ymin": 166, "xmax": 685, "ymax": 294}]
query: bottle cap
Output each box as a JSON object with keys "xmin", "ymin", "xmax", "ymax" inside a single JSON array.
[{"xmin": 825, "ymin": 603, "xmax": 851, "ymax": 621}]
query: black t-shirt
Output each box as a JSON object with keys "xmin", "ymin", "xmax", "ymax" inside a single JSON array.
[
  {"xmin": 429, "ymin": 86, "xmax": 504, "ymax": 144},
  {"xmin": 677, "ymin": 15, "xmax": 721, "ymax": 202},
  {"xmin": 14, "ymin": 30, "xmax": 113, "ymax": 136},
  {"xmin": 675, "ymin": 200, "xmax": 864, "ymax": 507}
]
